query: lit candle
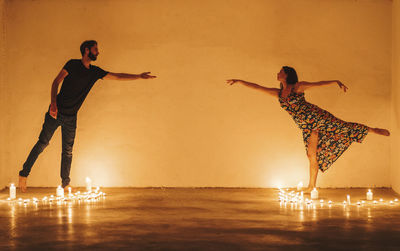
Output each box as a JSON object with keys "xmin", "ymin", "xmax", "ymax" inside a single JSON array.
[
  {"xmin": 311, "ymin": 188, "xmax": 318, "ymax": 199},
  {"xmin": 297, "ymin": 182, "xmax": 303, "ymax": 191},
  {"xmin": 9, "ymin": 183, "xmax": 16, "ymax": 199},
  {"xmin": 366, "ymin": 189, "xmax": 373, "ymax": 201},
  {"xmin": 68, "ymin": 187, "xmax": 72, "ymax": 196},
  {"xmin": 328, "ymin": 200, "xmax": 332, "ymax": 204},
  {"xmin": 395, "ymin": 198, "xmax": 399, "ymax": 202},
  {"xmin": 86, "ymin": 177, "xmax": 92, "ymax": 192},
  {"xmin": 347, "ymin": 195, "xmax": 351, "ymax": 205},
  {"xmin": 56, "ymin": 186, "xmax": 64, "ymax": 198},
  {"xmin": 390, "ymin": 201, "xmax": 394, "ymax": 204}
]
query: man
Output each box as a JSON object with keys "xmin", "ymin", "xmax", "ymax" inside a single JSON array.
[{"xmin": 18, "ymin": 40, "xmax": 156, "ymax": 192}]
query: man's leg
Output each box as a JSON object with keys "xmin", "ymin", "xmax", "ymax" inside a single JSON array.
[
  {"xmin": 60, "ymin": 115, "xmax": 77, "ymax": 188},
  {"xmin": 19, "ymin": 112, "xmax": 59, "ymax": 192}
]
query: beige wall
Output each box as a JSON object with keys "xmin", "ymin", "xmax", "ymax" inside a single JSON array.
[
  {"xmin": 391, "ymin": 0, "xmax": 400, "ymax": 193},
  {"xmin": 2, "ymin": 0, "xmax": 392, "ymax": 188},
  {"xmin": 0, "ymin": 0, "xmax": 3, "ymax": 188},
  {"xmin": 0, "ymin": 0, "xmax": 7, "ymax": 189}
]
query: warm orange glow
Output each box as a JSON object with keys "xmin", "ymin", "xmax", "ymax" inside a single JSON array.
[{"xmin": 0, "ymin": 0, "xmax": 394, "ymax": 189}]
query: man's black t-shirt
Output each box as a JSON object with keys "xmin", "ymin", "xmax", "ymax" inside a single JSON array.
[{"xmin": 56, "ymin": 59, "xmax": 108, "ymax": 115}]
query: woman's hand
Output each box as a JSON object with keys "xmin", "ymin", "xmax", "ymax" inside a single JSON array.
[
  {"xmin": 337, "ymin": 81, "xmax": 348, "ymax": 92},
  {"xmin": 140, "ymin": 72, "xmax": 156, "ymax": 79},
  {"xmin": 226, "ymin": 79, "xmax": 243, "ymax": 85}
]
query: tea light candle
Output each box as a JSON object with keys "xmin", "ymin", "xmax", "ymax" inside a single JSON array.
[
  {"xmin": 366, "ymin": 189, "xmax": 373, "ymax": 201},
  {"xmin": 311, "ymin": 188, "xmax": 318, "ymax": 199},
  {"xmin": 297, "ymin": 182, "xmax": 303, "ymax": 191},
  {"xmin": 56, "ymin": 186, "xmax": 64, "ymax": 198},
  {"xmin": 86, "ymin": 177, "xmax": 92, "ymax": 192},
  {"xmin": 9, "ymin": 183, "xmax": 16, "ymax": 199}
]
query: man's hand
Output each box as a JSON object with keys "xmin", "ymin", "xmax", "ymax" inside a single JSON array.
[
  {"xmin": 50, "ymin": 103, "xmax": 58, "ymax": 119},
  {"xmin": 226, "ymin": 79, "xmax": 243, "ymax": 85},
  {"xmin": 140, "ymin": 72, "xmax": 157, "ymax": 79}
]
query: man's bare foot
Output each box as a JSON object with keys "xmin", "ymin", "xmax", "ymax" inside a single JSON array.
[
  {"xmin": 64, "ymin": 185, "xmax": 76, "ymax": 193},
  {"xmin": 19, "ymin": 176, "xmax": 27, "ymax": 192},
  {"xmin": 370, "ymin": 128, "xmax": 390, "ymax": 136}
]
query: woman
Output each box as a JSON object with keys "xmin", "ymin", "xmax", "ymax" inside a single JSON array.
[{"xmin": 227, "ymin": 66, "xmax": 390, "ymax": 193}]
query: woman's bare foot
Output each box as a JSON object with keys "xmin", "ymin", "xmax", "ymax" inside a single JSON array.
[
  {"xmin": 302, "ymin": 186, "xmax": 314, "ymax": 194},
  {"xmin": 370, "ymin": 128, "xmax": 390, "ymax": 136},
  {"xmin": 19, "ymin": 176, "xmax": 27, "ymax": 192}
]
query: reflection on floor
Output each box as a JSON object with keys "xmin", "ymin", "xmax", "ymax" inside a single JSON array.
[{"xmin": 1, "ymin": 188, "xmax": 400, "ymax": 250}]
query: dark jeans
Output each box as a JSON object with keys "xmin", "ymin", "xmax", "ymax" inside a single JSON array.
[{"xmin": 19, "ymin": 111, "xmax": 77, "ymax": 187}]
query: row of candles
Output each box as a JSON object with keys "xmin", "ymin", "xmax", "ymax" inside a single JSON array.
[
  {"xmin": 6, "ymin": 177, "xmax": 105, "ymax": 204},
  {"xmin": 280, "ymin": 183, "xmax": 398, "ymax": 206}
]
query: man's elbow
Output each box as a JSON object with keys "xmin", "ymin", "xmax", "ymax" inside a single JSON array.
[{"xmin": 52, "ymin": 79, "xmax": 61, "ymax": 87}]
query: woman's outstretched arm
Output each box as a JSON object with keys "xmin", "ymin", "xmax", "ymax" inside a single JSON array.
[
  {"xmin": 297, "ymin": 80, "xmax": 348, "ymax": 93},
  {"xmin": 227, "ymin": 79, "xmax": 280, "ymax": 98}
]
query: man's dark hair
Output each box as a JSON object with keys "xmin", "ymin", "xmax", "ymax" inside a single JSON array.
[
  {"xmin": 80, "ymin": 40, "xmax": 97, "ymax": 56},
  {"xmin": 282, "ymin": 66, "xmax": 298, "ymax": 85}
]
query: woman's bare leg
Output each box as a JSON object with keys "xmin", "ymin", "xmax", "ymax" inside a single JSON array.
[
  {"xmin": 304, "ymin": 130, "xmax": 319, "ymax": 193},
  {"xmin": 368, "ymin": 127, "xmax": 390, "ymax": 136}
]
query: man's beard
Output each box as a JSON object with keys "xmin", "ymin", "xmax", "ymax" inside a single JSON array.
[{"xmin": 89, "ymin": 52, "xmax": 97, "ymax": 61}]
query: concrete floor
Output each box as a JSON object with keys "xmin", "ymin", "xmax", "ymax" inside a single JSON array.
[{"xmin": 1, "ymin": 188, "xmax": 400, "ymax": 251}]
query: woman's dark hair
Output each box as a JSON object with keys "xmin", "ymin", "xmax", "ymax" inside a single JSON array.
[
  {"xmin": 80, "ymin": 40, "xmax": 97, "ymax": 56},
  {"xmin": 282, "ymin": 66, "xmax": 298, "ymax": 85}
]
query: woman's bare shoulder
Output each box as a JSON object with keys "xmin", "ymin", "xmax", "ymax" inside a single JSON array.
[{"xmin": 293, "ymin": 82, "xmax": 305, "ymax": 94}]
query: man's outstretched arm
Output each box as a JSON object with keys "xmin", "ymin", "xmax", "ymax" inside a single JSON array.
[{"xmin": 103, "ymin": 72, "xmax": 156, "ymax": 81}]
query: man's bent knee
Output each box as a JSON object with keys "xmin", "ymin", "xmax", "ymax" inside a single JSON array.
[{"xmin": 35, "ymin": 140, "xmax": 49, "ymax": 152}]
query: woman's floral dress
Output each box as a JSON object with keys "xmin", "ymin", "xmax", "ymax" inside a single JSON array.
[{"xmin": 279, "ymin": 88, "xmax": 368, "ymax": 172}]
